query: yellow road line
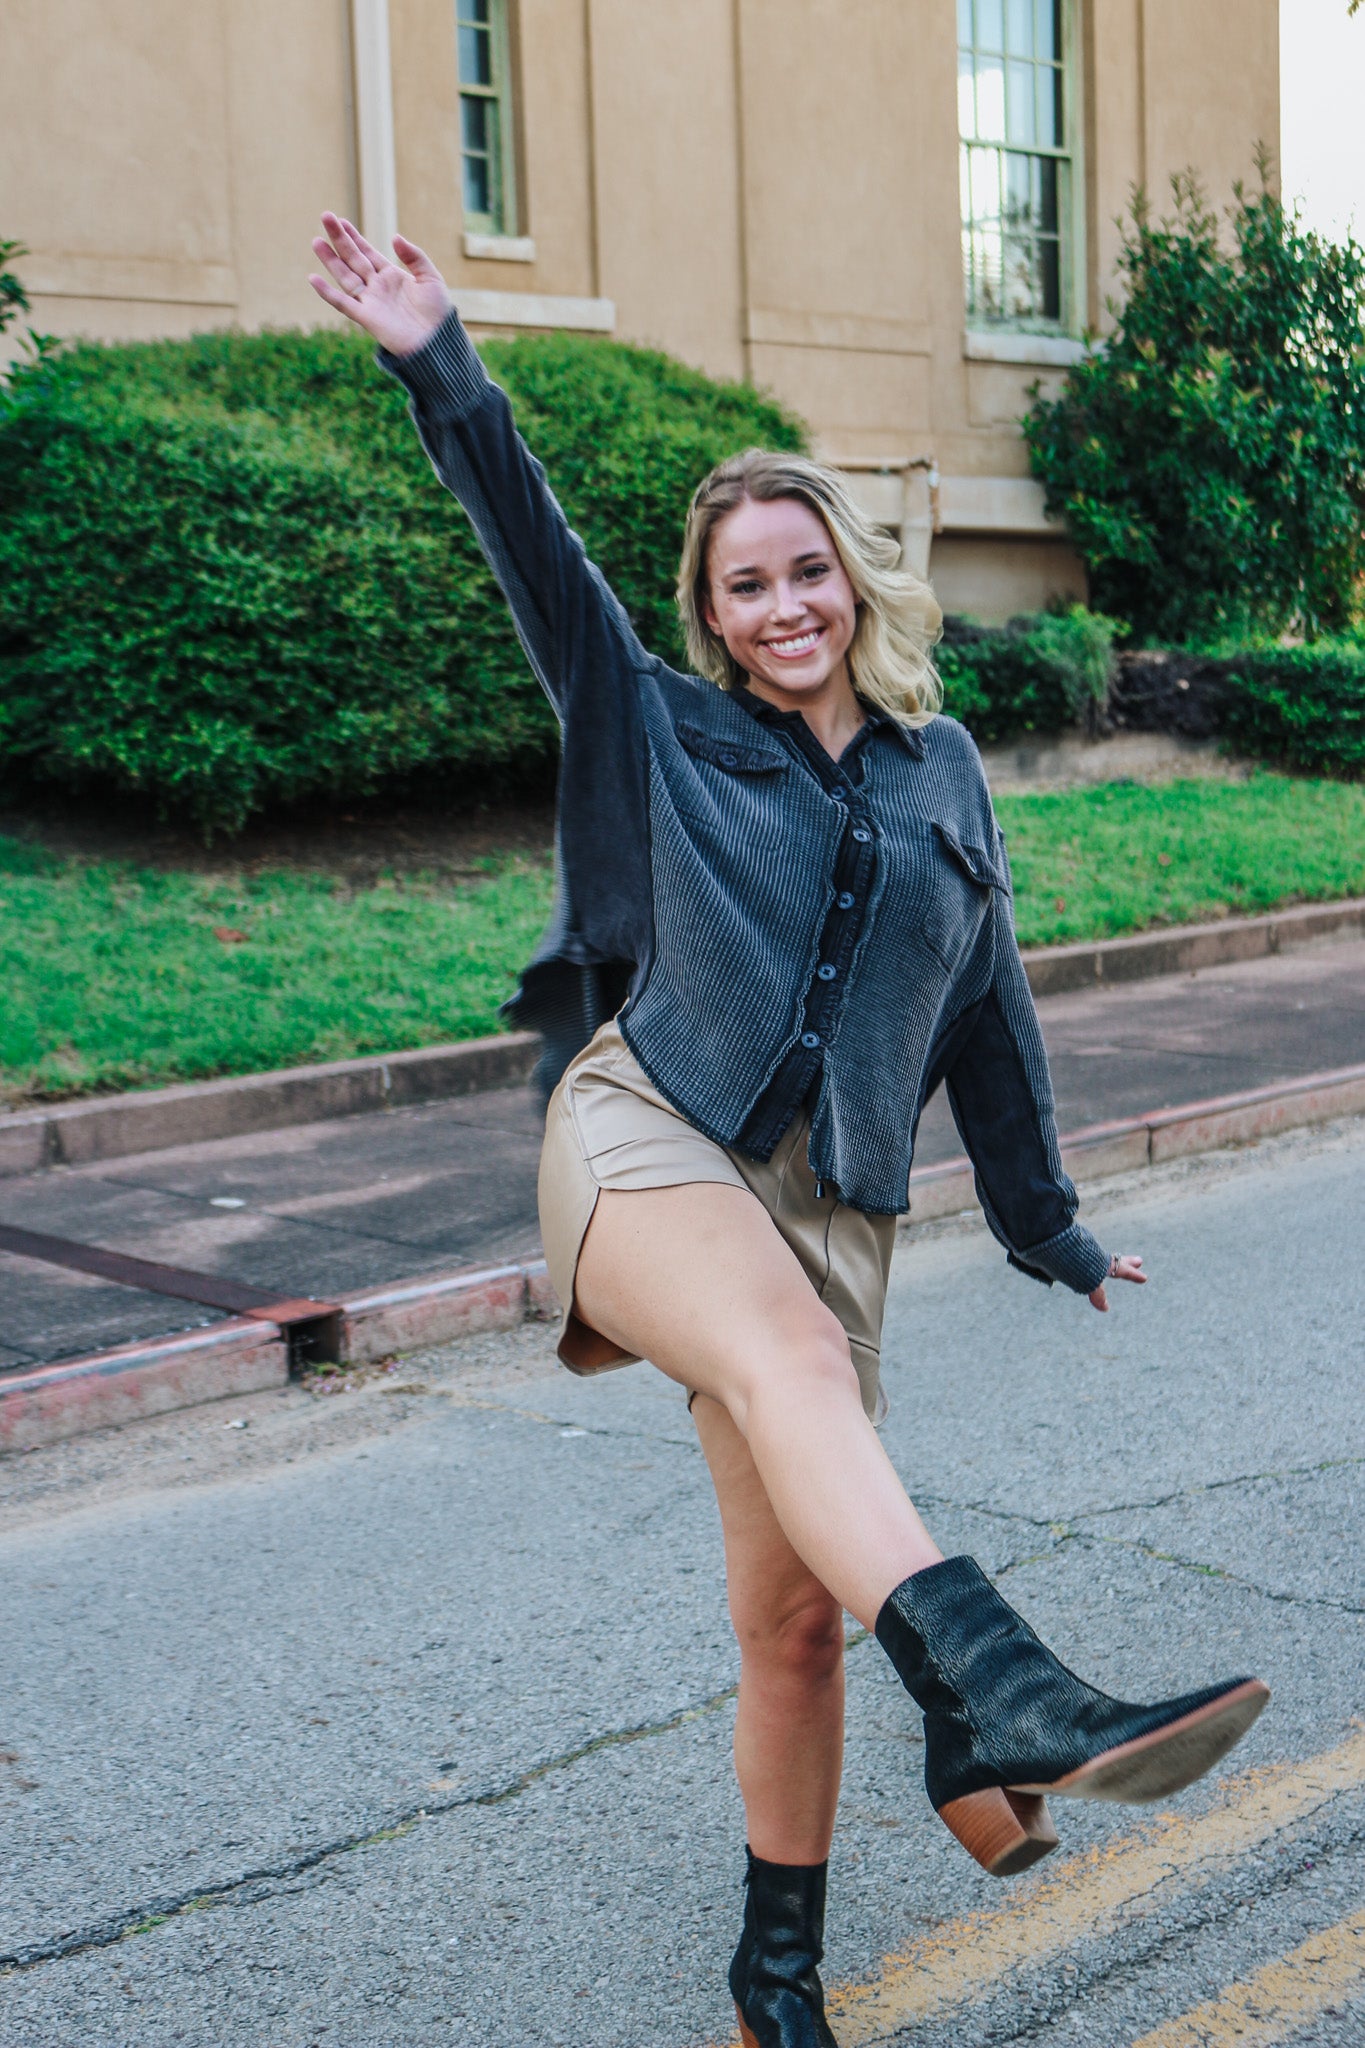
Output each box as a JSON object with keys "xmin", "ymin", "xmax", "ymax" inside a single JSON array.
[
  {"xmin": 802, "ymin": 1726, "xmax": 1365, "ymax": 2045},
  {"xmin": 1129, "ymin": 1911, "xmax": 1365, "ymax": 2047}
]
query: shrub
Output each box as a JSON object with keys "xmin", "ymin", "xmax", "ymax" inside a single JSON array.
[
  {"xmin": 936, "ymin": 604, "xmax": 1120, "ymax": 745},
  {"xmin": 1024, "ymin": 170, "xmax": 1365, "ymax": 645},
  {"xmin": 0, "ymin": 325, "xmax": 805, "ymax": 834},
  {"xmin": 1218, "ymin": 641, "xmax": 1365, "ymax": 777}
]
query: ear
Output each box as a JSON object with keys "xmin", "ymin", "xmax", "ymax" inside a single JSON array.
[{"xmin": 702, "ymin": 595, "xmax": 722, "ymax": 637}]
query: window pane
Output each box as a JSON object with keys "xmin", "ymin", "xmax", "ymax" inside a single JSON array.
[
  {"xmin": 976, "ymin": 0, "xmax": 1004, "ymax": 51},
  {"xmin": 1036, "ymin": 62, "xmax": 1062, "ymax": 147},
  {"xmin": 1006, "ymin": 0, "xmax": 1033, "ymax": 56},
  {"xmin": 1006, "ymin": 58, "xmax": 1035, "ymax": 142},
  {"xmin": 459, "ymin": 0, "xmax": 490, "ymax": 23},
  {"xmin": 461, "ymin": 94, "xmax": 489, "ymax": 153},
  {"xmin": 1034, "ymin": 0, "xmax": 1059, "ymax": 60},
  {"xmin": 458, "ymin": 23, "xmax": 492, "ymax": 85},
  {"xmin": 1004, "ymin": 151, "xmax": 1033, "ymax": 229},
  {"xmin": 1038, "ymin": 234, "xmax": 1062, "ymax": 319},
  {"xmin": 974, "ymin": 53, "xmax": 1005, "ymax": 140},
  {"xmin": 957, "ymin": 0, "xmax": 974, "ymax": 45},
  {"xmin": 462, "ymin": 151, "xmax": 490, "ymax": 218},
  {"xmin": 1037, "ymin": 153, "xmax": 1059, "ymax": 234}
]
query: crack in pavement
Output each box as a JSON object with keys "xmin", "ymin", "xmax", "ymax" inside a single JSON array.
[
  {"xmin": 0, "ymin": 1677, "xmax": 746, "ymax": 1978},
  {"xmin": 1081, "ymin": 1529, "xmax": 1365, "ymax": 1618}
]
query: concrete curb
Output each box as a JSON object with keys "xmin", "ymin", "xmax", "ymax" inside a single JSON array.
[
  {"xmin": 903, "ymin": 1062, "xmax": 1365, "ymax": 1223},
  {"xmin": 2, "ymin": 899, "xmax": 1361, "ymax": 1179},
  {"xmin": 1022, "ymin": 896, "xmax": 1365, "ymax": 998},
  {"xmin": 0, "ymin": 1032, "xmax": 541, "ymax": 1180},
  {"xmin": 0, "ymin": 1319, "xmax": 289, "ymax": 1454},
  {"xmin": 4, "ymin": 1062, "xmax": 1363, "ymax": 1455}
]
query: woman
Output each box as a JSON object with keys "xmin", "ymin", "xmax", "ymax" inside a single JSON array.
[{"xmin": 309, "ymin": 215, "xmax": 1268, "ymax": 2048}]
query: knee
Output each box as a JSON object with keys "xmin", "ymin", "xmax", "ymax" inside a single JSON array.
[
  {"xmin": 735, "ymin": 1587, "xmax": 845, "ymax": 1689},
  {"xmin": 747, "ymin": 1306, "xmax": 862, "ymax": 1411}
]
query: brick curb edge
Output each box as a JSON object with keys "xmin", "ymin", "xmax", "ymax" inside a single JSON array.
[
  {"xmin": 3, "ymin": 897, "xmax": 1362, "ymax": 1180},
  {"xmin": 5, "ymin": 1061, "xmax": 1364, "ymax": 1454}
]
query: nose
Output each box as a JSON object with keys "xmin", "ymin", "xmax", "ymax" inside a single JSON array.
[{"xmin": 769, "ymin": 580, "xmax": 806, "ymax": 623}]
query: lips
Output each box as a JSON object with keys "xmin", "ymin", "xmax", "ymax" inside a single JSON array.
[{"xmin": 763, "ymin": 627, "xmax": 825, "ymax": 659}]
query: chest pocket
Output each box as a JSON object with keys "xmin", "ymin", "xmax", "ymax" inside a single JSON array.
[
  {"xmin": 922, "ymin": 821, "xmax": 1008, "ymax": 971},
  {"xmin": 669, "ymin": 720, "xmax": 792, "ymax": 840}
]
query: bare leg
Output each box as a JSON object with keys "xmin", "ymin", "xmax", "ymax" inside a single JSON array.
[
  {"xmin": 693, "ymin": 1392, "xmax": 846, "ymax": 1864},
  {"xmin": 575, "ymin": 1182, "xmax": 942, "ymax": 1630}
]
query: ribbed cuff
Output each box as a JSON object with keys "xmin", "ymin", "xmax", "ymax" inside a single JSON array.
[
  {"xmin": 376, "ymin": 306, "xmax": 490, "ymax": 421},
  {"xmin": 1016, "ymin": 1220, "xmax": 1111, "ymax": 1295}
]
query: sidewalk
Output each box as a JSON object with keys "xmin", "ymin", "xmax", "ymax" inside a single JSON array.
[{"xmin": 2, "ymin": 937, "xmax": 1364, "ymax": 1375}]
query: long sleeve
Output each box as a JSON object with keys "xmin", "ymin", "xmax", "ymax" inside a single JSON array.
[
  {"xmin": 378, "ymin": 307, "xmax": 651, "ymax": 730},
  {"xmin": 942, "ymin": 846, "xmax": 1110, "ymax": 1296},
  {"xmin": 378, "ymin": 308, "xmax": 653, "ymax": 1085}
]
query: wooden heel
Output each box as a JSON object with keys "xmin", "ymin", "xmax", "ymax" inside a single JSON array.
[
  {"xmin": 937, "ymin": 1786, "xmax": 1060, "ymax": 1877},
  {"xmin": 735, "ymin": 2006, "xmax": 761, "ymax": 2048}
]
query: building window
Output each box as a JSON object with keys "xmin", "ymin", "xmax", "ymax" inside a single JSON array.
[
  {"xmin": 957, "ymin": 0, "xmax": 1075, "ymax": 329},
  {"xmin": 456, "ymin": 0, "xmax": 517, "ymax": 235}
]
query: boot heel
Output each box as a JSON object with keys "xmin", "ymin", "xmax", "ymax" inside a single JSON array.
[
  {"xmin": 937, "ymin": 1787, "xmax": 1059, "ymax": 1877},
  {"xmin": 734, "ymin": 2007, "xmax": 761, "ymax": 2048}
]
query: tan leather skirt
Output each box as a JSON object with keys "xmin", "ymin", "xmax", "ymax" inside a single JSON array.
[{"xmin": 538, "ymin": 1020, "xmax": 896, "ymax": 1422}]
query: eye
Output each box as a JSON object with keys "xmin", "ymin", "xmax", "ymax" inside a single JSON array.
[
  {"xmin": 800, "ymin": 561, "xmax": 831, "ymax": 581},
  {"xmin": 729, "ymin": 578, "xmax": 763, "ymax": 597}
]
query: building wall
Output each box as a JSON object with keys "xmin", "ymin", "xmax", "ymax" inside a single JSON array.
[{"xmin": 2, "ymin": 0, "xmax": 1280, "ymax": 619}]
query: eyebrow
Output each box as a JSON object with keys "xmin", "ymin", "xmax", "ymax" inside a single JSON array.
[{"xmin": 721, "ymin": 550, "xmax": 830, "ymax": 579}]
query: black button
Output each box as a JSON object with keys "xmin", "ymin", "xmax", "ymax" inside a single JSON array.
[
  {"xmin": 837, "ymin": 891, "xmax": 855, "ymax": 910},
  {"xmin": 852, "ymin": 827, "xmax": 873, "ymax": 844},
  {"xmin": 800, "ymin": 1031, "xmax": 821, "ymax": 1049},
  {"xmin": 829, "ymin": 784, "xmax": 846, "ymax": 801}
]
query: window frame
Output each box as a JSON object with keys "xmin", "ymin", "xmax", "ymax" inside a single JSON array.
[
  {"xmin": 455, "ymin": 0, "xmax": 519, "ymax": 239},
  {"xmin": 956, "ymin": 0, "xmax": 1085, "ymax": 338}
]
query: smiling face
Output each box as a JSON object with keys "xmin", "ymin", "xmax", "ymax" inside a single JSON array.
[{"xmin": 702, "ymin": 494, "xmax": 860, "ymax": 715}]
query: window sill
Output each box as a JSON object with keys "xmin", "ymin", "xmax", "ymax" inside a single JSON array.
[
  {"xmin": 454, "ymin": 289, "xmax": 616, "ymax": 333},
  {"xmin": 964, "ymin": 329, "xmax": 1091, "ymax": 368},
  {"xmin": 463, "ymin": 232, "xmax": 537, "ymax": 264}
]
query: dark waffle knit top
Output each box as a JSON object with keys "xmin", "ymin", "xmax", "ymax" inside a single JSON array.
[{"xmin": 380, "ymin": 310, "xmax": 1109, "ymax": 1293}]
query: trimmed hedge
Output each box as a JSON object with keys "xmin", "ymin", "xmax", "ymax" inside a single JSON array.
[
  {"xmin": 1218, "ymin": 642, "xmax": 1365, "ymax": 779},
  {"xmin": 0, "ymin": 326, "xmax": 805, "ymax": 833},
  {"xmin": 937, "ymin": 605, "xmax": 1119, "ymax": 746}
]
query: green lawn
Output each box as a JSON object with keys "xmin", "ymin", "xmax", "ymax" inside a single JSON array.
[
  {"xmin": 996, "ymin": 773, "xmax": 1365, "ymax": 947},
  {"xmin": 0, "ymin": 844, "xmax": 553, "ymax": 1107},
  {"xmin": 2, "ymin": 771, "xmax": 1362, "ymax": 1106}
]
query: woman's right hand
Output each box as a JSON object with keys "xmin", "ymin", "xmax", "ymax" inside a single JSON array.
[{"xmin": 308, "ymin": 212, "xmax": 451, "ymax": 358}]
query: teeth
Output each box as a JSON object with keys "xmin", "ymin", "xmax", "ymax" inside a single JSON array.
[{"xmin": 768, "ymin": 630, "xmax": 821, "ymax": 655}]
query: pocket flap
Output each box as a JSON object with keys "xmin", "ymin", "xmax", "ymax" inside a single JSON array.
[
  {"xmin": 676, "ymin": 721, "xmax": 789, "ymax": 775},
  {"xmin": 932, "ymin": 821, "xmax": 1008, "ymax": 890}
]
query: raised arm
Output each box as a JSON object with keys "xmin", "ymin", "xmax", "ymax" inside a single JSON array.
[{"xmin": 308, "ymin": 213, "xmax": 649, "ymax": 719}]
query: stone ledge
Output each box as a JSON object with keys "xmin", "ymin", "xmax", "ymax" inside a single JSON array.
[
  {"xmin": 0, "ymin": 1031, "xmax": 540, "ymax": 1178},
  {"xmin": 0, "ymin": 1320, "xmax": 288, "ymax": 1453}
]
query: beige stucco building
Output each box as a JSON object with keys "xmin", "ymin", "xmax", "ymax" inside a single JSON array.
[{"xmin": 3, "ymin": 0, "xmax": 1279, "ymax": 617}]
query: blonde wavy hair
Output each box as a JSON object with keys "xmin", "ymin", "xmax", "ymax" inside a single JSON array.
[{"xmin": 676, "ymin": 449, "xmax": 942, "ymax": 725}]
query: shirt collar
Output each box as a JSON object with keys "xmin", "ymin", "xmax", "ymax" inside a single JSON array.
[{"xmin": 732, "ymin": 684, "xmax": 924, "ymax": 758}]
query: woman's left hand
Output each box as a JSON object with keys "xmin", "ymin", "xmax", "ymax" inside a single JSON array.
[{"xmin": 1089, "ymin": 1254, "xmax": 1146, "ymax": 1312}]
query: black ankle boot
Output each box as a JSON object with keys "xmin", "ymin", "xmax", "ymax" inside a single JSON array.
[
  {"xmin": 728, "ymin": 1848, "xmax": 839, "ymax": 2048},
  {"xmin": 876, "ymin": 1556, "xmax": 1269, "ymax": 1878}
]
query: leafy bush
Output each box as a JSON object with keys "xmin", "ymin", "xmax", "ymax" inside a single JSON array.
[
  {"xmin": 936, "ymin": 604, "xmax": 1120, "ymax": 745},
  {"xmin": 1025, "ymin": 171, "xmax": 1365, "ymax": 644},
  {"xmin": 0, "ymin": 325, "xmax": 805, "ymax": 833},
  {"xmin": 1218, "ymin": 641, "xmax": 1365, "ymax": 777}
]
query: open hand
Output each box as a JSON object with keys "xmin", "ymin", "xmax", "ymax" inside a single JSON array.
[
  {"xmin": 308, "ymin": 212, "xmax": 450, "ymax": 358},
  {"xmin": 1089, "ymin": 1254, "xmax": 1146, "ymax": 1313}
]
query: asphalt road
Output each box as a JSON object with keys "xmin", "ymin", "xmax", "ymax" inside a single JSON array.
[{"xmin": 1, "ymin": 1118, "xmax": 1363, "ymax": 2047}]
